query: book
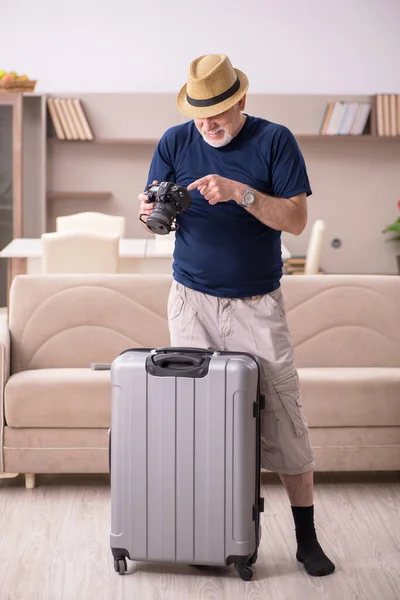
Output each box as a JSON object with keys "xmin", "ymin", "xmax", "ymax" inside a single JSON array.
[
  {"xmin": 54, "ymin": 98, "xmax": 73, "ymax": 140},
  {"xmin": 73, "ymin": 99, "xmax": 94, "ymax": 141},
  {"xmin": 60, "ymin": 98, "xmax": 79, "ymax": 140},
  {"xmin": 319, "ymin": 103, "xmax": 334, "ymax": 135},
  {"xmin": 325, "ymin": 101, "xmax": 347, "ymax": 135},
  {"xmin": 390, "ymin": 94, "xmax": 398, "ymax": 137},
  {"xmin": 67, "ymin": 99, "xmax": 87, "ymax": 140},
  {"xmin": 398, "ymin": 95, "xmax": 400, "ymax": 136},
  {"xmin": 350, "ymin": 103, "xmax": 371, "ymax": 135},
  {"xmin": 320, "ymin": 100, "xmax": 371, "ymax": 135},
  {"xmin": 371, "ymin": 94, "xmax": 400, "ymax": 137},
  {"xmin": 47, "ymin": 98, "xmax": 65, "ymax": 140},
  {"xmin": 47, "ymin": 97, "xmax": 95, "ymax": 141}
]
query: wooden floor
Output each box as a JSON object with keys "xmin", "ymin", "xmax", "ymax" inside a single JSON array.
[{"xmin": 0, "ymin": 473, "xmax": 399, "ymax": 600}]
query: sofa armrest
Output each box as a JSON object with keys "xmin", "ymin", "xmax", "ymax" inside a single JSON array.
[
  {"xmin": 0, "ymin": 314, "xmax": 10, "ymax": 473},
  {"xmin": 0, "ymin": 314, "xmax": 10, "ymax": 387}
]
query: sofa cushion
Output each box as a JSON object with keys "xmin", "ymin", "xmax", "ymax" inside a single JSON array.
[
  {"xmin": 3, "ymin": 426, "xmax": 108, "ymax": 448},
  {"xmin": 299, "ymin": 367, "xmax": 400, "ymax": 427},
  {"xmin": 309, "ymin": 427, "xmax": 400, "ymax": 471},
  {"xmin": 4, "ymin": 369, "xmax": 111, "ymax": 428}
]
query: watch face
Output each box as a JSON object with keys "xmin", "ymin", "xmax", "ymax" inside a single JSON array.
[{"xmin": 243, "ymin": 190, "xmax": 255, "ymax": 206}]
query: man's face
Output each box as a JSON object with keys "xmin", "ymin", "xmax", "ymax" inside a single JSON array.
[{"xmin": 194, "ymin": 97, "xmax": 246, "ymax": 148}]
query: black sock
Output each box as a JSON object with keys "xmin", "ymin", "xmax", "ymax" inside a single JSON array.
[{"xmin": 291, "ymin": 505, "xmax": 335, "ymax": 577}]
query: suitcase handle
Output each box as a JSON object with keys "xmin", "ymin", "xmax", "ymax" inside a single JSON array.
[
  {"xmin": 146, "ymin": 349, "xmax": 211, "ymax": 378},
  {"xmin": 153, "ymin": 347, "xmax": 215, "ymax": 356},
  {"xmin": 152, "ymin": 353, "xmax": 205, "ymax": 370}
]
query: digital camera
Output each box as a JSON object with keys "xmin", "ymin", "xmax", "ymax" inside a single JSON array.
[{"xmin": 140, "ymin": 181, "xmax": 192, "ymax": 235}]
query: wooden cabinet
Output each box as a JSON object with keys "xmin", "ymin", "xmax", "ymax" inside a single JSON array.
[
  {"xmin": 0, "ymin": 94, "xmax": 23, "ymax": 238},
  {"xmin": 0, "ymin": 94, "xmax": 23, "ymax": 305}
]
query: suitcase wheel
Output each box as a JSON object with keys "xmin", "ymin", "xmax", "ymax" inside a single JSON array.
[
  {"xmin": 235, "ymin": 564, "xmax": 253, "ymax": 581},
  {"xmin": 114, "ymin": 558, "xmax": 127, "ymax": 575}
]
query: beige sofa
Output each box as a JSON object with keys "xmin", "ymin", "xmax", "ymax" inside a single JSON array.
[{"xmin": 0, "ymin": 273, "xmax": 399, "ymax": 488}]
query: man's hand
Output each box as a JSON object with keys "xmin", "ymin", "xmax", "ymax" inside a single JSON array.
[
  {"xmin": 188, "ymin": 174, "xmax": 307, "ymax": 234},
  {"xmin": 138, "ymin": 180, "xmax": 159, "ymax": 228},
  {"xmin": 187, "ymin": 175, "xmax": 246, "ymax": 205}
]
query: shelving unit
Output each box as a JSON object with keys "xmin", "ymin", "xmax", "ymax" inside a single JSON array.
[
  {"xmin": 296, "ymin": 134, "xmax": 400, "ymax": 140},
  {"xmin": 0, "ymin": 91, "xmax": 399, "ymax": 280},
  {"xmin": 47, "ymin": 133, "xmax": 400, "ymax": 143},
  {"xmin": 47, "ymin": 137, "xmax": 158, "ymax": 145},
  {"xmin": 46, "ymin": 191, "xmax": 112, "ymax": 201}
]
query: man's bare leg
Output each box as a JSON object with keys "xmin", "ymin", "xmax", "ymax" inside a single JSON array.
[
  {"xmin": 280, "ymin": 471, "xmax": 335, "ymax": 577},
  {"xmin": 280, "ymin": 470, "xmax": 314, "ymax": 506}
]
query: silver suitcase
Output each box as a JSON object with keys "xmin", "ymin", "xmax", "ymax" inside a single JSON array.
[{"xmin": 109, "ymin": 347, "xmax": 265, "ymax": 580}]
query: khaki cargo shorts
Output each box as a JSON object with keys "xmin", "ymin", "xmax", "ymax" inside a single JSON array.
[{"xmin": 168, "ymin": 280, "xmax": 315, "ymax": 475}]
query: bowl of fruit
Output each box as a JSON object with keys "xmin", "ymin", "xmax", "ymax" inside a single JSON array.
[{"xmin": 0, "ymin": 70, "xmax": 36, "ymax": 93}]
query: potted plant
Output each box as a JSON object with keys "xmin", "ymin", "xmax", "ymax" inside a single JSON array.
[{"xmin": 383, "ymin": 201, "xmax": 400, "ymax": 274}]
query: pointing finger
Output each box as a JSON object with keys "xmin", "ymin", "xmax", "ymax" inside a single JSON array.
[{"xmin": 187, "ymin": 176, "xmax": 211, "ymax": 191}]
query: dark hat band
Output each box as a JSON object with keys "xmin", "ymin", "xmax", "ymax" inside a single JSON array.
[{"xmin": 186, "ymin": 76, "xmax": 240, "ymax": 108}]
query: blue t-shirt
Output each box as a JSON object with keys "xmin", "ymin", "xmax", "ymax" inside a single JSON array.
[{"xmin": 147, "ymin": 114, "xmax": 311, "ymax": 298}]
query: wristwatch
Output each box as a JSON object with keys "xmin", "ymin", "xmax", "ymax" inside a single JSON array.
[{"xmin": 241, "ymin": 186, "xmax": 256, "ymax": 208}]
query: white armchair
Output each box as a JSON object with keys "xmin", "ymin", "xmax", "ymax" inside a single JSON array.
[
  {"xmin": 41, "ymin": 231, "xmax": 120, "ymax": 274},
  {"xmin": 304, "ymin": 219, "xmax": 325, "ymax": 275},
  {"xmin": 56, "ymin": 212, "xmax": 125, "ymax": 237}
]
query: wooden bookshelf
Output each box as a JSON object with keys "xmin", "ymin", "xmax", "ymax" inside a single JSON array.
[
  {"xmin": 1, "ymin": 91, "xmax": 399, "ymax": 281},
  {"xmin": 46, "ymin": 134, "xmax": 400, "ymax": 143},
  {"xmin": 47, "ymin": 134, "xmax": 400, "ymax": 143},
  {"xmin": 295, "ymin": 134, "xmax": 400, "ymax": 141},
  {"xmin": 47, "ymin": 138, "xmax": 158, "ymax": 145},
  {"xmin": 47, "ymin": 191, "xmax": 112, "ymax": 200}
]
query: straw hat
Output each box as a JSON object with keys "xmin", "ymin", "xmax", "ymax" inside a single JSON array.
[{"xmin": 176, "ymin": 54, "xmax": 249, "ymax": 118}]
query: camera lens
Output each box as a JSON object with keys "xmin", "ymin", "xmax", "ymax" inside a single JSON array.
[{"xmin": 146, "ymin": 202, "xmax": 178, "ymax": 235}]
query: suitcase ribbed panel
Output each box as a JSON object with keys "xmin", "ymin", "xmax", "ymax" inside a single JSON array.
[{"xmin": 110, "ymin": 352, "xmax": 258, "ymax": 566}]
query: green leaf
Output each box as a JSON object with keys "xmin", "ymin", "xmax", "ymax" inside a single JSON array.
[{"xmin": 383, "ymin": 218, "xmax": 400, "ymax": 232}]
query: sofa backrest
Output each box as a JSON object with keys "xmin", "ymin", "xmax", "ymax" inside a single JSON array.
[
  {"xmin": 9, "ymin": 274, "xmax": 172, "ymax": 373},
  {"xmin": 9, "ymin": 273, "xmax": 400, "ymax": 373},
  {"xmin": 281, "ymin": 274, "xmax": 400, "ymax": 368}
]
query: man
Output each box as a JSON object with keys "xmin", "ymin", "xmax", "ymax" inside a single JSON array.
[{"xmin": 138, "ymin": 54, "xmax": 335, "ymax": 577}]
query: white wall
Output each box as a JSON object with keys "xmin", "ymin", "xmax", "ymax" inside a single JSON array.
[{"xmin": 1, "ymin": 0, "xmax": 399, "ymax": 94}]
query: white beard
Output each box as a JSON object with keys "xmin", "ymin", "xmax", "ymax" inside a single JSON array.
[{"xmin": 201, "ymin": 127, "xmax": 233, "ymax": 148}]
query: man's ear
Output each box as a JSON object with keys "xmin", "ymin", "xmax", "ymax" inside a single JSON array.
[{"xmin": 239, "ymin": 94, "xmax": 246, "ymax": 111}]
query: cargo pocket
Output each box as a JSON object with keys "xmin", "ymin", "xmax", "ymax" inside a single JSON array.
[
  {"xmin": 168, "ymin": 292, "xmax": 184, "ymax": 320},
  {"xmin": 272, "ymin": 370, "xmax": 308, "ymax": 438},
  {"xmin": 266, "ymin": 288, "xmax": 287, "ymax": 322}
]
